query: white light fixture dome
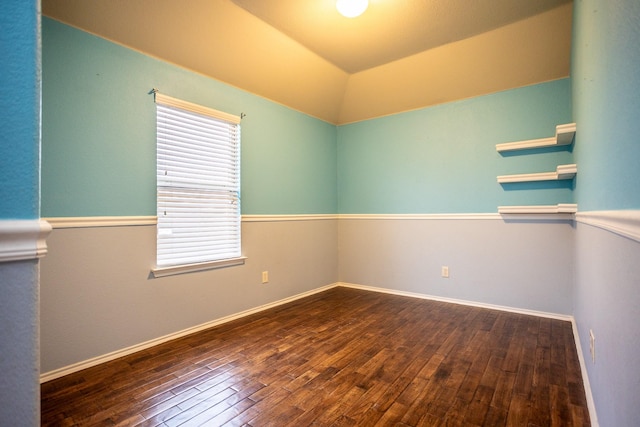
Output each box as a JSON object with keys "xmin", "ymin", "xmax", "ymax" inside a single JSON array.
[{"xmin": 336, "ymin": 0, "xmax": 368, "ymax": 18}]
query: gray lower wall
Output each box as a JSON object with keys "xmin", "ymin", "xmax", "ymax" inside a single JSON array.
[
  {"xmin": 40, "ymin": 219, "xmax": 338, "ymax": 374},
  {"xmin": 574, "ymin": 220, "xmax": 640, "ymax": 427},
  {"xmin": 41, "ymin": 216, "xmax": 577, "ymax": 376},
  {"xmin": 41, "ymin": 212, "xmax": 640, "ymax": 427},
  {"xmin": 338, "ymin": 217, "xmax": 575, "ymax": 315}
]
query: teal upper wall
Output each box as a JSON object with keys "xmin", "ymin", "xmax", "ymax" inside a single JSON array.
[
  {"xmin": 338, "ymin": 79, "xmax": 573, "ymax": 214},
  {"xmin": 572, "ymin": 0, "xmax": 640, "ymax": 211},
  {"xmin": 41, "ymin": 18, "xmax": 337, "ymax": 217},
  {"xmin": 42, "ymin": 19, "xmax": 574, "ymax": 217},
  {"xmin": 0, "ymin": 1, "xmax": 40, "ymax": 219}
]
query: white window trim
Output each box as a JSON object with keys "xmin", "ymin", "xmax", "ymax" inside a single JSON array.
[
  {"xmin": 154, "ymin": 93, "xmax": 241, "ymax": 124},
  {"xmin": 151, "ymin": 256, "xmax": 247, "ymax": 278},
  {"xmin": 152, "ymin": 92, "xmax": 244, "ymax": 277}
]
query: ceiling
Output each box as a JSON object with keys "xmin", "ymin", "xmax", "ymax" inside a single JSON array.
[
  {"xmin": 42, "ymin": 0, "xmax": 574, "ymax": 124},
  {"xmin": 230, "ymin": 0, "xmax": 572, "ymax": 73}
]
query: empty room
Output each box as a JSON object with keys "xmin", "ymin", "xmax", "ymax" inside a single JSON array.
[{"xmin": 1, "ymin": 0, "xmax": 639, "ymax": 426}]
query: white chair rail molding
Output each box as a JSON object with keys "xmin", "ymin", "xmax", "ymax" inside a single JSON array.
[{"xmin": 0, "ymin": 219, "xmax": 52, "ymax": 263}]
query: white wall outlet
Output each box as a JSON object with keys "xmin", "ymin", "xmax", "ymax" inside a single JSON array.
[
  {"xmin": 589, "ymin": 329, "xmax": 596, "ymax": 363},
  {"xmin": 441, "ymin": 266, "xmax": 449, "ymax": 278},
  {"xmin": 261, "ymin": 271, "xmax": 269, "ymax": 284}
]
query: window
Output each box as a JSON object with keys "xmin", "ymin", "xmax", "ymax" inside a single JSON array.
[{"xmin": 152, "ymin": 92, "xmax": 244, "ymax": 277}]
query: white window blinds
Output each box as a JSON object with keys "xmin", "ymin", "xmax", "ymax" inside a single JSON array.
[{"xmin": 155, "ymin": 93, "xmax": 241, "ymax": 268}]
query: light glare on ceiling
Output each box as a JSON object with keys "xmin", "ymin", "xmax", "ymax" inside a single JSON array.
[{"xmin": 336, "ymin": 0, "xmax": 368, "ymax": 18}]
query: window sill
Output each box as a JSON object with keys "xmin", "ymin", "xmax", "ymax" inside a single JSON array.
[{"xmin": 151, "ymin": 256, "xmax": 247, "ymax": 278}]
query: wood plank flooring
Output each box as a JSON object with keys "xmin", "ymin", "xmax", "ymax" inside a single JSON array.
[{"xmin": 41, "ymin": 287, "xmax": 590, "ymax": 426}]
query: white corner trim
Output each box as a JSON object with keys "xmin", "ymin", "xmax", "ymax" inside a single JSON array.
[
  {"xmin": 571, "ymin": 320, "xmax": 600, "ymax": 427},
  {"xmin": 45, "ymin": 216, "xmax": 157, "ymax": 228},
  {"xmin": 40, "ymin": 282, "xmax": 340, "ymax": 383},
  {"xmin": 337, "ymin": 282, "xmax": 573, "ymax": 321},
  {"xmin": 576, "ymin": 210, "xmax": 640, "ymax": 243},
  {"xmin": 0, "ymin": 219, "xmax": 52, "ymax": 263}
]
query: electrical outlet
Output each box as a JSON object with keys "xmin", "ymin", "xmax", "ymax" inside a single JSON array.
[
  {"xmin": 441, "ymin": 266, "xmax": 449, "ymax": 278},
  {"xmin": 589, "ymin": 329, "xmax": 595, "ymax": 363},
  {"xmin": 261, "ymin": 271, "xmax": 269, "ymax": 284}
]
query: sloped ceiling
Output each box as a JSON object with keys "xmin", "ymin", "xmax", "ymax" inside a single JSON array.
[{"xmin": 42, "ymin": 0, "xmax": 573, "ymax": 124}]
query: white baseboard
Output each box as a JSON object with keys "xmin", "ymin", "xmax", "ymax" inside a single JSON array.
[
  {"xmin": 40, "ymin": 283, "xmax": 339, "ymax": 383},
  {"xmin": 337, "ymin": 282, "xmax": 573, "ymax": 321},
  {"xmin": 570, "ymin": 320, "xmax": 599, "ymax": 427}
]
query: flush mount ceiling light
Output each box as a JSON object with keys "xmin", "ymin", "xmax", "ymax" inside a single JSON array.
[{"xmin": 336, "ymin": 0, "xmax": 369, "ymax": 18}]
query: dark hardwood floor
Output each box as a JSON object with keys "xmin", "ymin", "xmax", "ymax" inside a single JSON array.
[{"xmin": 41, "ymin": 287, "xmax": 590, "ymax": 426}]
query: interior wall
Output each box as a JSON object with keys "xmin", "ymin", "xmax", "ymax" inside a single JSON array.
[
  {"xmin": 573, "ymin": 221, "xmax": 640, "ymax": 426},
  {"xmin": 337, "ymin": 78, "xmax": 573, "ymax": 214},
  {"xmin": 336, "ymin": 78, "xmax": 575, "ymax": 315},
  {"xmin": 571, "ymin": 0, "xmax": 640, "ymax": 425},
  {"xmin": 339, "ymin": 217, "xmax": 575, "ymax": 315},
  {"xmin": 40, "ymin": 18, "xmax": 339, "ymax": 376},
  {"xmin": 41, "ymin": 16, "xmax": 580, "ymax": 377},
  {"xmin": 0, "ymin": 0, "xmax": 42, "ymax": 425},
  {"xmin": 41, "ymin": 219, "xmax": 338, "ymax": 374},
  {"xmin": 41, "ymin": 17, "xmax": 338, "ymax": 218}
]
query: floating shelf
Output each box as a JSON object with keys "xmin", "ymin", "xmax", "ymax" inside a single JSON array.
[
  {"xmin": 496, "ymin": 123, "xmax": 576, "ymax": 152},
  {"xmin": 497, "ymin": 164, "xmax": 577, "ymax": 183},
  {"xmin": 498, "ymin": 204, "xmax": 578, "ymax": 214}
]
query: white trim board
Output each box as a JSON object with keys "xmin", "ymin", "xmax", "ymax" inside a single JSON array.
[
  {"xmin": 338, "ymin": 213, "xmax": 501, "ymax": 220},
  {"xmin": 42, "ymin": 213, "xmax": 504, "ymax": 229},
  {"xmin": 576, "ymin": 210, "xmax": 640, "ymax": 244},
  {"xmin": 0, "ymin": 219, "xmax": 52, "ymax": 262},
  {"xmin": 242, "ymin": 214, "xmax": 337, "ymax": 222},
  {"xmin": 497, "ymin": 164, "xmax": 577, "ymax": 184}
]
